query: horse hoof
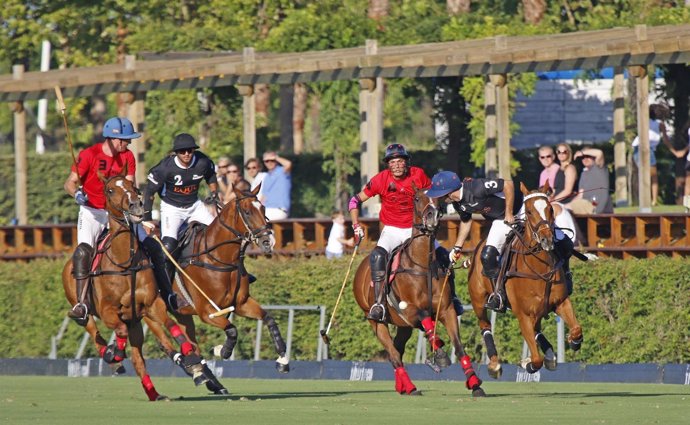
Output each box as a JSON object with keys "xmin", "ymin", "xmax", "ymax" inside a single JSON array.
[
  {"xmin": 433, "ymin": 349, "xmax": 451, "ymax": 368},
  {"xmin": 408, "ymin": 389, "xmax": 423, "ymax": 396},
  {"xmin": 275, "ymin": 356, "xmax": 290, "ymax": 373},
  {"xmin": 569, "ymin": 337, "xmax": 583, "ymax": 352},
  {"xmin": 193, "ymin": 371, "xmax": 210, "ymax": 387},
  {"xmin": 544, "ymin": 349, "xmax": 557, "ymax": 371},
  {"xmin": 520, "ymin": 357, "xmax": 532, "ymax": 370},
  {"xmin": 111, "ymin": 362, "xmax": 126, "ymax": 376},
  {"xmin": 472, "ymin": 388, "xmax": 487, "ymax": 397},
  {"xmin": 214, "ymin": 388, "xmax": 230, "ymax": 395},
  {"xmin": 488, "ymin": 365, "xmax": 502, "ymax": 380},
  {"xmin": 156, "ymin": 394, "xmax": 170, "ymax": 402}
]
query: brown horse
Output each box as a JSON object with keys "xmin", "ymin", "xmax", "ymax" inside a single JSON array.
[
  {"xmin": 467, "ymin": 182, "xmax": 583, "ymax": 377},
  {"xmin": 165, "ymin": 184, "xmax": 289, "ymax": 372},
  {"xmin": 352, "ymin": 185, "xmax": 485, "ymax": 396},
  {"xmin": 62, "ymin": 170, "xmax": 209, "ymax": 401}
]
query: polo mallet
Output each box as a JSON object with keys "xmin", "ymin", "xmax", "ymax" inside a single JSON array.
[
  {"xmin": 319, "ymin": 242, "xmax": 360, "ymax": 346},
  {"xmin": 54, "ymin": 86, "xmax": 82, "ymax": 186},
  {"xmin": 151, "ymin": 234, "xmax": 235, "ymax": 319},
  {"xmin": 432, "ymin": 255, "xmax": 471, "ymax": 341}
]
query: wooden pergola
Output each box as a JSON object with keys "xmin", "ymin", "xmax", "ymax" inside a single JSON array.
[{"xmin": 3, "ymin": 23, "xmax": 690, "ymax": 223}]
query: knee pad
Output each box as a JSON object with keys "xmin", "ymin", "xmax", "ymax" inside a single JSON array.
[
  {"xmin": 369, "ymin": 246, "xmax": 388, "ymax": 282},
  {"xmin": 554, "ymin": 236, "xmax": 574, "ymax": 260},
  {"xmin": 480, "ymin": 245, "xmax": 500, "ymax": 279},
  {"xmin": 162, "ymin": 237, "xmax": 178, "ymax": 256},
  {"xmin": 72, "ymin": 243, "xmax": 94, "ymax": 278}
]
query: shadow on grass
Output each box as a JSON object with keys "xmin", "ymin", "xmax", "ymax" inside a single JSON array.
[{"xmin": 172, "ymin": 389, "xmax": 388, "ymax": 402}]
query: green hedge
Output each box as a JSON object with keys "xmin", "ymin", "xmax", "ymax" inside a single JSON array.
[{"xmin": 0, "ymin": 255, "xmax": 688, "ymax": 364}]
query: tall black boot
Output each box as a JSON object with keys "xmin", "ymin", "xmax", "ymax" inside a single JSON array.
[
  {"xmin": 480, "ymin": 245, "xmax": 506, "ymax": 313},
  {"xmin": 68, "ymin": 243, "xmax": 93, "ymax": 326},
  {"xmin": 367, "ymin": 246, "xmax": 388, "ymax": 322},
  {"xmin": 555, "ymin": 236, "xmax": 574, "ymax": 295},
  {"xmin": 143, "ymin": 237, "xmax": 184, "ymax": 312}
]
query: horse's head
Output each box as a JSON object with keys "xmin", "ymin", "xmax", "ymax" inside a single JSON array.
[
  {"xmin": 413, "ymin": 183, "xmax": 442, "ymax": 234},
  {"xmin": 520, "ymin": 181, "xmax": 555, "ymax": 251},
  {"xmin": 100, "ymin": 167, "xmax": 145, "ymax": 224},
  {"xmin": 227, "ymin": 184, "xmax": 275, "ymax": 254}
]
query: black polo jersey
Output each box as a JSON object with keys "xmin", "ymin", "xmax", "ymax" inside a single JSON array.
[
  {"xmin": 451, "ymin": 178, "xmax": 523, "ymax": 222},
  {"xmin": 143, "ymin": 152, "xmax": 217, "ymax": 218}
]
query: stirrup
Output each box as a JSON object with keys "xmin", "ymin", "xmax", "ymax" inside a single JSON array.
[
  {"xmin": 68, "ymin": 303, "xmax": 89, "ymax": 326},
  {"xmin": 484, "ymin": 293, "xmax": 506, "ymax": 313},
  {"xmin": 367, "ymin": 303, "xmax": 386, "ymax": 323}
]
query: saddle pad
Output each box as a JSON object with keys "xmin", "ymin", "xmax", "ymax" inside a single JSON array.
[
  {"xmin": 369, "ymin": 250, "xmax": 402, "ymax": 287},
  {"xmin": 91, "ymin": 233, "xmax": 112, "ymax": 272}
]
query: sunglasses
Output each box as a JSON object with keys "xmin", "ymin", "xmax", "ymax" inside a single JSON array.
[
  {"xmin": 539, "ymin": 155, "xmax": 553, "ymax": 159},
  {"xmin": 263, "ymin": 159, "xmax": 276, "ymax": 163},
  {"xmin": 176, "ymin": 148, "xmax": 195, "ymax": 154},
  {"xmin": 228, "ymin": 169, "xmax": 239, "ymax": 173},
  {"xmin": 246, "ymin": 166, "xmax": 258, "ymax": 170},
  {"xmin": 556, "ymin": 150, "xmax": 569, "ymax": 155}
]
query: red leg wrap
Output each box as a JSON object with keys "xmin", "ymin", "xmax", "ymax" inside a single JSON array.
[
  {"xmin": 421, "ymin": 317, "xmax": 445, "ymax": 350},
  {"xmin": 394, "ymin": 367, "xmax": 417, "ymax": 395},
  {"xmin": 460, "ymin": 355, "xmax": 472, "ymax": 370},
  {"xmin": 116, "ymin": 336, "xmax": 127, "ymax": 350},
  {"xmin": 465, "ymin": 373, "xmax": 482, "ymax": 391},
  {"xmin": 141, "ymin": 375, "xmax": 160, "ymax": 401},
  {"xmin": 99, "ymin": 346, "xmax": 106, "ymax": 357},
  {"xmin": 459, "ymin": 355, "xmax": 482, "ymax": 390},
  {"xmin": 181, "ymin": 341, "xmax": 194, "ymax": 356},
  {"xmin": 168, "ymin": 324, "xmax": 183, "ymax": 338}
]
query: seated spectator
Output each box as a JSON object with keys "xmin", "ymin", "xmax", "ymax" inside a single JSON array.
[
  {"xmin": 245, "ymin": 157, "xmax": 266, "ymax": 192},
  {"xmin": 538, "ymin": 145, "xmax": 560, "ymax": 189},
  {"xmin": 258, "ymin": 151, "xmax": 292, "ymax": 220},
  {"xmin": 325, "ymin": 211, "xmax": 354, "ymax": 259},
  {"xmin": 553, "ymin": 143, "xmax": 578, "ymax": 203},
  {"xmin": 216, "ymin": 157, "xmax": 242, "ymax": 204},
  {"xmin": 565, "ymin": 147, "xmax": 613, "ymax": 214}
]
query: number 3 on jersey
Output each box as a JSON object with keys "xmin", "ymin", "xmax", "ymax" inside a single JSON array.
[{"xmin": 484, "ymin": 180, "xmax": 498, "ymax": 189}]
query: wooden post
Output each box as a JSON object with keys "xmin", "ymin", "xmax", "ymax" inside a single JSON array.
[
  {"xmin": 127, "ymin": 91, "xmax": 147, "ymax": 186},
  {"xmin": 13, "ymin": 64, "xmax": 28, "ymax": 225},
  {"xmin": 490, "ymin": 74, "xmax": 511, "ymax": 179},
  {"xmin": 484, "ymin": 76, "xmax": 498, "ymax": 179},
  {"xmin": 358, "ymin": 39, "xmax": 383, "ymax": 217},
  {"xmin": 629, "ymin": 65, "xmax": 651, "ymax": 212},
  {"xmin": 241, "ymin": 47, "xmax": 257, "ymax": 177},
  {"xmin": 612, "ymin": 67, "xmax": 627, "ymax": 207}
]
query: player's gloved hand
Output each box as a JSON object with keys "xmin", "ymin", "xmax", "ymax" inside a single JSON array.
[
  {"xmin": 449, "ymin": 246, "xmax": 462, "ymax": 264},
  {"xmin": 352, "ymin": 223, "xmax": 365, "ymax": 246},
  {"xmin": 204, "ymin": 191, "xmax": 219, "ymax": 205},
  {"xmin": 74, "ymin": 189, "xmax": 89, "ymax": 206}
]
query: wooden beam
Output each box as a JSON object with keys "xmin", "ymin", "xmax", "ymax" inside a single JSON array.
[
  {"xmin": 613, "ymin": 67, "xmax": 627, "ymax": 207},
  {"xmin": 630, "ymin": 65, "xmax": 652, "ymax": 212},
  {"xmin": 241, "ymin": 48, "xmax": 257, "ymax": 171},
  {"xmin": 12, "ymin": 65, "xmax": 27, "ymax": 225}
]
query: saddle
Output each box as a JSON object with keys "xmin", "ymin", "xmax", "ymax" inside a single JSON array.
[{"xmin": 175, "ymin": 221, "xmax": 208, "ymax": 268}]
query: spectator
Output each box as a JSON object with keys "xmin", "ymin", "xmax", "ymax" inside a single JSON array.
[
  {"xmin": 669, "ymin": 122, "xmax": 690, "ymax": 209},
  {"xmin": 553, "ymin": 143, "xmax": 578, "ymax": 203},
  {"xmin": 632, "ymin": 105, "xmax": 676, "ymax": 206},
  {"xmin": 258, "ymin": 151, "xmax": 292, "ymax": 220},
  {"xmin": 565, "ymin": 147, "xmax": 613, "ymax": 214},
  {"xmin": 244, "ymin": 157, "xmax": 266, "ymax": 192},
  {"xmin": 538, "ymin": 145, "xmax": 560, "ymax": 189},
  {"xmin": 216, "ymin": 157, "xmax": 241, "ymax": 204},
  {"xmin": 325, "ymin": 211, "xmax": 354, "ymax": 259}
]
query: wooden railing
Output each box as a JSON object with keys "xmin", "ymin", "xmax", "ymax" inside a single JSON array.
[{"xmin": 1, "ymin": 213, "xmax": 688, "ymax": 262}]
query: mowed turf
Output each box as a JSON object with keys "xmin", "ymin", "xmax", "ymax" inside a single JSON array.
[{"xmin": 1, "ymin": 376, "xmax": 688, "ymax": 425}]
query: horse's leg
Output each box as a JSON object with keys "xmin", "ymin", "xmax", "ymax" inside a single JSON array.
[
  {"xmin": 555, "ymin": 297, "xmax": 583, "ymax": 351},
  {"xmin": 516, "ymin": 314, "xmax": 543, "ymax": 373},
  {"xmin": 417, "ymin": 311, "xmax": 451, "ymax": 368},
  {"xmin": 128, "ymin": 321, "xmax": 168, "ymax": 401},
  {"xmin": 235, "ymin": 297, "xmax": 289, "ymax": 373},
  {"xmin": 372, "ymin": 322, "xmax": 420, "ymax": 395},
  {"xmin": 534, "ymin": 322, "xmax": 557, "ymax": 371},
  {"xmin": 469, "ymin": 273, "xmax": 502, "ymax": 379},
  {"xmin": 440, "ymin": 308, "xmax": 485, "ymax": 397}
]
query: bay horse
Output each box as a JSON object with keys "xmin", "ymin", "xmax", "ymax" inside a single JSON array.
[
  {"xmin": 62, "ymin": 170, "xmax": 210, "ymax": 401},
  {"xmin": 165, "ymin": 184, "xmax": 289, "ymax": 372},
  {"xmin": 467, "ymin": 182, "xmax": 583, "ymax": 377},
  {"xmin": 352, "ymin": 185, "xmax": 485, "ymax": 397}
]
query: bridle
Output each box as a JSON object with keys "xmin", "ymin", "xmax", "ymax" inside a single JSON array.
[
  {"xmin": 521, "ymin": 192, "xmax": 554, "ymax": 252},
  {"xmin": 412, "ymin": 193, "xmax": 441, "ymax": 236}
]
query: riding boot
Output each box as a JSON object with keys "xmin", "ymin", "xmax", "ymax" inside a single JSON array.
[
  {"xmin": 142, "ymin": 237, "xmax": 187, "ymax": 312},
  {"xmin": 480, "ymin": 245, "xmax": 506, "ymax": 313},
  {"xmin": 435, "ymin": 246, "xmax": 463, "ymax": 315},
  {"xmin": 367, "ymin": 246, "xmax": 388, "ymax": 323},
  {"xmin": 67, "ymin": 243, "xmax": 93, "ymax": 326},
  {"xmin": 554, "ymin": 235, "xmax": 574, "ymax": 296}
]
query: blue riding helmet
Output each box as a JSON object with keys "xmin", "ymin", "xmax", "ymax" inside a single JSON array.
[
  {"xmin": 383, "ymin": 143, "xmax": 410, "ymax": 162},
  {"xmin": 426, "ymin": 171, "xmax": 462, "ymax": 198},
  {"xmin": 103, "ymin": 117, "xmax": 141, "ymax": 140}
]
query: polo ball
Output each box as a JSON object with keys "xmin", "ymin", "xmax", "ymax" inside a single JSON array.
[{"xmin": 399, "ymin": 301, "xmax": 408, "ymax": 310}]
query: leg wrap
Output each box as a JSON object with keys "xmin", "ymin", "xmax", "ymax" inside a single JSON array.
[
  {"xmin": 482, "ymin": 329, "xmax": 498, "ymax": 359},
  {"xmin": 460, "ymin": 355, "xmax": 482, "ymax": 390},
  {"xmin": 100, "ymin": 344, "xmax": 126, "ymax": 363},
  {"xmin": 394, "ymin": 366, "xmax": 417, "ymax": 395},
  {"xmin": 535, "ymin": 332, "xmax": 553, "ymax": 353},
  {"xmin": 480, "ymin": 245, "xmax": 500, "ymax": 279},
  {"xmin": 220, "ymin": 324, "xmax": 238, "ymax": 359},
  {"xmin": 421, "ymin": 317, "xmax": 444, "ymax": 351},
  {"xmin": 141, "ymin": 374, "xmax": 160, "ymax": 401},
  {"xmin": 264, "ymin": 314, "xmax": 286, "ymax": 357},
  {"xmin": 115, "ymin": 336, "xmax": 127, "ymax": 351}
]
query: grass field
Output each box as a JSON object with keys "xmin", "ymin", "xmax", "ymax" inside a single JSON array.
[{"xmin": 1, "ymin": 377, "xmax": 688, "ymax": 425}]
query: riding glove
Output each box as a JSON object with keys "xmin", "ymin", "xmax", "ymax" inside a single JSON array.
[
  {"xmin": 352, "ymin": 223, "xmax": 364, "ymax": 245},
  {"xmin": 74, "ymin": 189, "xmax": 89, "ymax": 206},
  {"xmin": 449, "ymin": 246, "xmax": 462, "ymax": 264},
  {"xmin": 204, "ymin": 191, "xmax": 220, "ymax": 205}
]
